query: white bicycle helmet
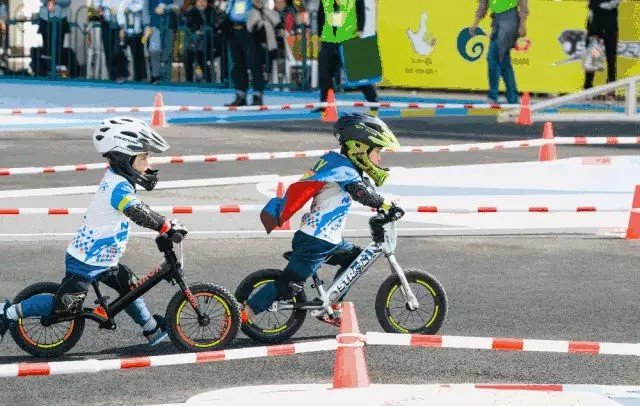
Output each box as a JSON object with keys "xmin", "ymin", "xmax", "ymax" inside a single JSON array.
[{"xmin": 93, "ymin": 117, "xmax": 170, "ymax": 191}]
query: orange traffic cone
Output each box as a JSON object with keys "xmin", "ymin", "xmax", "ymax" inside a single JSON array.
[
  {"xmin": 538, "ymin": 122, "xmax": 557, "ymax": 162},
  {"xmin": 332, "ymin": 302, "xmax": 370, "ymax": 389},
  {"xmin": 322, "ymin": 89, "xmax": 339, "ymax": 123},
  {"xmin": 626, "ymin": 185, "xmax": 640, "ymax": 239},
  {"xmin": 151, "ymin": 92, "xmax": 168, "ymax": 128},
  {"xmin": 516, "ymin": 92, "xmax": 532, "ymax": 125},
  {"xmin": 273, "ymin": 181, "xmax": 290, "ymax": 231}
]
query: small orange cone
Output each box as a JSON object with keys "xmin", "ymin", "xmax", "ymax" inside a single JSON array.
[
  {"xmin": 273, "ymin": 181, "xmax": 290, "ymax": 231},
  {"xmin": 625, "ymin": 185, "xmax": 640, "ymax": 239},
  {"xmin": 322, "ymin": 89, "xmax": 339, "ymax": 123},
  {"xmin": 151, "ymin": 92, "xmax": 168, "ymax": 128},
  {"xmin": 538, "ymin": 121, "xmax": 557, "ymax": 161},
  {"xmin": 332, "ymin": 302, "xmax": 370, "ymax": 389},
  {"xmin": 516, "ymin": 92, "xmax": 532, "ymax": 125}
]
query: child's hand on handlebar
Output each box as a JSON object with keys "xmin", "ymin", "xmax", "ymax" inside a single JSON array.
[
  {"xmin": 378, "ymin": 201, "xmax": 405, "ymax": 220},
  {"xmin": 166, "ymin": 220, "xmax": 189, "ymax": 242}
]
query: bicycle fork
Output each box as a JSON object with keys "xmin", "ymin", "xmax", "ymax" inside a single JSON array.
[
  {"xmin": 173, "ymin": 269, "xmax": 209, "ymax": 325},
  {"xmin": 386, "ymin": 253, "xmax": 420, "ymax": 311}
]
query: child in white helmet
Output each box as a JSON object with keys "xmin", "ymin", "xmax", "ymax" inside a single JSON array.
[{"xmin": 0, "ymin": 117, "xmax": 183, "ymax": 346}]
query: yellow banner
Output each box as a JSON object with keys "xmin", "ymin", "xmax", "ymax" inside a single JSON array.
[{"xmin": 378, "ymin": 0, "xmax": 640, "ymax": 93}]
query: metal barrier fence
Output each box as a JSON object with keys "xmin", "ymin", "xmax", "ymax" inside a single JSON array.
[{"xmin": 0, "ymin": 7, "xmax": 319, "ymax": 90}]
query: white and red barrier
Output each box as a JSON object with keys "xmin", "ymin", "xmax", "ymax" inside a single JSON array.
[
  {"xmin": 0, "ymin": 139, "xmax": 553, "ymax": 176},
  {"xmin": 0, "ymin": 205, "xmax": 630, "ymax": 216},
  {"xmin": 0, "ymin": 101, "xmax": 520, "ymax": 116},
  {"xmin": 365, "ymin": 332, "xmax": 640, "ymax": 357},
  {"xmin": 554, "ymin": 136, "xmax": 640, "ymax": 145},
  {"xmin": 2, "ymin": 330, "xmax": 637, "ymax": 378},
  {"xmin": 0, "ymin": 339, "xmax": 338, "ymax": 378},
  {"xmin": 1, "ymin": 300, "xmax": 637, "ymax": 380},
  {"xmin": 2, "ymin": 133, "xmax": 638, "ymax": 177}
]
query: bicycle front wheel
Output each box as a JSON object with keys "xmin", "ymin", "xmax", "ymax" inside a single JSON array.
[
  {"xmin": 166, "ymin": 283, "xmax": 241, "ymax": 352},
  {"xmin": 375, "ymin": 269, "xmax": 447, "ymax": 335}
]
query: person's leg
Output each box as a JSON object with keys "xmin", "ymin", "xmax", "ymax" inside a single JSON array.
[
  {"xmin": 148, "ymin": 27, "xmax": 162, "ymax": 82},
  {"xmin": 359, "ymin": 85, "xmax": 379, "ymax": 103},
  {"xmin": 243, "ymin": 31, "xmax": 264, "ymax": 102},
  {"xmin": 228, "ymin": 30, "xmax": 248, "ymax": 102},
  {"xmin": 101, "ymin": 263, "xmax": 167, "ymax": 344},
  {"xmin": 487, "ymin": 21, "xmax": 501, "ymax": 102},
  {"xmin": 0, "ymin": 272, "xmax": 87, "ymax": 341},
  {"xmin": 318, "ymin": 42, "xmax": 334, "ymax": 102},
  {"xmin": 500, "ymin": 49, "xmax": 518, "ymax": 104},
  {"xmin": 328, "ymin": 240, "xmax": 363, "ymax": 282},
  {"xmin": 184, "ymin": 48, "xmax": 195, "ymax": 82},
  {"xmin": 604, "ymin": 30, "xmax": 618, "ymax": 83},
  {"xmin": 130, "ymin": 34, "xmax": 146, "ymax": 82},
  {"xmin": 247, "ymin": 231, "xmax": 338, "ymax": 315}
]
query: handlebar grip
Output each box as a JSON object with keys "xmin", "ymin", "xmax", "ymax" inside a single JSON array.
[{"xmin": 171, "ymin": 231, "xmax": 184, "ymax": 243}]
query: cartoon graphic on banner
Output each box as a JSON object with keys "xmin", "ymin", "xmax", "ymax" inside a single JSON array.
[
  {"xmin": 408, "ymin": 13, "xmax": 437, "ymax": 56},
  {"xmin": 457, "ymin": 27, "xmax": 487, "ymax": 62}
]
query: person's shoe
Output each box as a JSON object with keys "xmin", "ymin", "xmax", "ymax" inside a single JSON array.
[
  {"xmin": 149, "ymin": 76, "xmax": 161, "ymax": 85},
  {"xmin": 225, "ymin": 95, "xmax": 247, "ymax": 107},
  {"xmin": 0, "ymin": 300, "xmax": 13, "ymax": 343},
  {"xmin": 240, "ymin": 303, "xmax": 255, "ymax": 324},
  {"xmin": 143, "ymin": 315, "xmax": 168, "ymax": 346},
  {"xmin": 315, "ymin": 303, "xmax": 342, "ymax": 328},
  {"xmin": 115, "ymin": 76, "xmax": 127, "ymax": 84},
  {"xmin": 311, "ymin": 107, "xmax": 325, "ymax": 114},
  {"xmin": 251, "ymin": 95, "xmax": 263, "ymax": 106}
]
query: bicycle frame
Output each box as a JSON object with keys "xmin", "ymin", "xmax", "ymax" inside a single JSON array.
[
  {"xmin": 276, "ymin": 220, "xmax": 421, "ymax": 317},
  {"xmin": 43, "ymin": 237, "xmax": 205, "ymax": 327}
]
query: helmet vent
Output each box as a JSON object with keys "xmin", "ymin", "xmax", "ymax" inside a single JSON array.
[
  {"xmin": 95, "ymin": 135, "xmax": 104, "ymax": 141},
  {"xmin": 121, "ymin": 131, "xmax": 139, "ymax": 139},
  {"xmin": 100, "ymin": 127, "xmax": 109, "ymax": 132}
]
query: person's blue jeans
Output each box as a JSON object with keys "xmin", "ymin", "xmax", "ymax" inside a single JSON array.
[
  {"xmin": 487, "ymin": 9, "xmax": 519, "ymax": 104},
  {"xmin": 248, "ymin": 231, "xmax": 354, "ymax": 314},
  {"xmin": 18, "ymin": 254, "xmax": 152, "ymax": 327}
]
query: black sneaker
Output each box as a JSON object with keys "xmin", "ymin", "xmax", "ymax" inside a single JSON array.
[
  {"xmin": 143, "ymin": 315, "xmax": 168, "ymax": 346},
  {"xmin": 251, "ymin": 95, "xmax": 263, "ymax": 106},
  {"xmin": 225, "ymin": 95, "xmax": 247, "ymax": 107},
  {"xmin": 0, "ymin": 300, "xmax": 12, "ymax": 343},
  {"xmin": 311, "ymin": 107, "xmax": 325, "ymax": 114}
]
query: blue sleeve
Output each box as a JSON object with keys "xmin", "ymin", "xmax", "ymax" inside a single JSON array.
[
  {"xmin": 335, "ymin": 166, "xmax": 362, "ymax": 189},
  {"xmin": 110, "ymin": 181, "xmax": 141, "ymax": 212}
]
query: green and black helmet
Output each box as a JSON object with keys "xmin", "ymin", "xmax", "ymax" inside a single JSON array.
[{"xmin": 334, "ymin": 113, "xmax": 400, "ymax": 187}]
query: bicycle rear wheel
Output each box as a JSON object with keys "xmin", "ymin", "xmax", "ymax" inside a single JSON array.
[
  {"xmin": 235, "ymin": 269, "xmax": 307, "ymax": 344},
  {"xmin": 10, "ymin": 282, "xmax": 85, "ymax": 358}
]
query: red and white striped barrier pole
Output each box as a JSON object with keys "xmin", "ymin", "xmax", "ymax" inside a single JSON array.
[
  {"xmin": 0, "ymin": 205, "xmax": 630, "ymax": 216},
  {"xmin": 0, "ymin": 339, "xmax": 338, "ymax": 378},
  {"xmin": 0, "ymin": 139, "xmax": 548, "ymax": 176},
  {"xmin": 1, "ymin": 136, "xmax": 637, "ymax": 177},
  {"xmin": 553, "ymin": 136, "xmax": 640, "ymax": 145},
  {"xmin": 365, "ymin": 332, "xmax": 640, "ymax": 357},
  {"xmin": 0, "ymin": 101, "xmax": 520, "ymax": 116}
]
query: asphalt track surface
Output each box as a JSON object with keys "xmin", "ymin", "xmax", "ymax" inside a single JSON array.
[{"xmin": 1, "ymin": 116, "xmax": 639, "ymax": 405}]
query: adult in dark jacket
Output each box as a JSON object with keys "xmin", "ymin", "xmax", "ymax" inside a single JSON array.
[{"xmin": 185, "ymin": 0, "xmax": 214, "ymax": 82}]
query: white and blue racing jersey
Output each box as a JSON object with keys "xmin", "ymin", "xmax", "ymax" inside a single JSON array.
[
  {"xmin": 67, "ymin": 169, "xmax": 140, "ymax": 267},
  {"xmin": 298, "ymin": 152, "xmax": 361, "ymax": 244}
]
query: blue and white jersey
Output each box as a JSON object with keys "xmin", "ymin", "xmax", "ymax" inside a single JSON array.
[
  {"xmin": 298, "ymin": 152, "xmax": 361, "ymax": 244},
  {"xmin": 67, "ymin": 169, "xmax": 140, "ymax": 267}
]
